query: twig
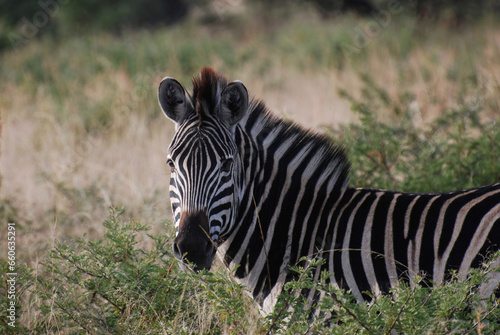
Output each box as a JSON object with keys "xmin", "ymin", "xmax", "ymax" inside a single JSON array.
[
  {"xmin": 386, "ymin": 288, "xmax": 412, "ymax": 334},
  {"xmin": 329, "ymin": 291, "xmax": 374, "ymax": 335}
]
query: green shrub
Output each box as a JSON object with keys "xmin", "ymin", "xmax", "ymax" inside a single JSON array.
[
  {"xmin": 326, "ymin": 74, "xmax": 500, "ymax": 193},
  {"xmin": 267, "ymin": 254, "xmax": 500, "ymax": 334},
  {"xmin": 29, "ymin": 208, "xmax": 259, "ymax": 334},
  {"xmin": 0, "ymin": 0, "xmax": 191, "ymax": 50},
  {"xmin": 14, "ymin": 207, "xmax": 499, "ymax": 334}
]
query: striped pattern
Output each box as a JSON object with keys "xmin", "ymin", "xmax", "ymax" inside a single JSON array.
[
  {"xmin": 168, "ymin": 111, "xmax": 242, "ymax": 245},
  {"xmin": 323, "ymin": 187, "xmax": 500, "ymax": 303},
  {"xmin": 160, "ymin": 68, "xmax": 500, "ymax": 315}
]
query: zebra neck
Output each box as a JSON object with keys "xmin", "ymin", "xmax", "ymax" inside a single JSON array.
[{"xmin": 219, "ymin": 105, "xmax": 350, "ymax": 310}]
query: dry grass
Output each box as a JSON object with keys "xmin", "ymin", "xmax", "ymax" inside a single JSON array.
[{"xmin": 0, "ymin": 62, "xmax": 173, "ymax": 262}]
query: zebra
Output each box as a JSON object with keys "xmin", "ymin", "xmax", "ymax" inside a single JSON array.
[{"xmin": 158, "ymin": 67, "xmax": 500, "ymax": 315}]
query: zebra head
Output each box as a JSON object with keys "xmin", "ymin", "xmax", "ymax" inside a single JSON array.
[{"xmin": 158, "ymin": 69, "xmax": 248, "ymax": 271}]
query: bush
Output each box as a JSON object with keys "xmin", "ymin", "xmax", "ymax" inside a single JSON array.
[
  {"xmin": 325, "ymin": 74, "xmax": 500, "ymax": 193},
  {"xmin": 56, "ymin": 0, "xmax": 189, "ymax": 34},
  {"xmin": 14, "ymin": 210, "xmax": 499, "ymax": 334},
  {"xmin": 267, "ymin": 255, "xmax": 500, "ymax": 334},
  {"xmin": 0, "ymin": 0, "xmax": 190, "ymax": 50},
  {"xmin": 28, "ymin": 208, "xmax": 259, "ymax": 334}
]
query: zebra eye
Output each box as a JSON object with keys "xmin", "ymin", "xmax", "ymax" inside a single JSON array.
[
  {"xmin": 220, "ymin": 158, "xmax": 233, "ymax": 173},
  {"xmin": 167, "ymin": 159, "xmax": 176, "ymax": 173}
]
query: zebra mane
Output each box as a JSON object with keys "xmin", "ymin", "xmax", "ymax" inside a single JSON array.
[
  {"xmin": 190, "ymin": 67, "xmax": 350, "ymax": 187},
  {"xmin": 243, "ymin": 97, "xmax": 351, "ymax": 189},
  {"xmin": 191, "ymin": 67, "xmax": 228, "ymax": 124}
]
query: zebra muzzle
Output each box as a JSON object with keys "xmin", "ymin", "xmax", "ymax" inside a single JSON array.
[{"xmin": 173, "ymin": 210, "xmax": 216, "ymax": 272}]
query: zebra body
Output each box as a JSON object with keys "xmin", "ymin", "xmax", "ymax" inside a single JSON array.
[{"xmin": 158, "ymin": 68, "xmax": 500, "ymax": 314}]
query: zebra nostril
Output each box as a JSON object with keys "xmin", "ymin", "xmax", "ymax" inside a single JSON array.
[
  {"xmin": 172, "ymin": 242, "xmax": 182, "ymax": 260},
  {"xmin": 205, "ymin": 240, "xmax": 215, "ymax": 255},
  {"xmin": 173, "ymin": 211, "xmax": 216, "ymax": 271}
]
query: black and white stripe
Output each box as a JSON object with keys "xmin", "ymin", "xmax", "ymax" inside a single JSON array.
[{"xmin": 159, "ymin": 68, "xmax": 500, "ymax": 314}]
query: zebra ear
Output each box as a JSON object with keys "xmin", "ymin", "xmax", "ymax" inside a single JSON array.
[
  {"xmin": 218, "ymin": 81, "xmax": 248, "ymax": 128},
  {"xmin": 158, "ymin": 77, "xmax": 193, "ymax": 124}
]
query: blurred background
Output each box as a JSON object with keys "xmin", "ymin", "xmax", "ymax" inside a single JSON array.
[{"xmin": 1, "ymin": 0, "xmax": 500, "ymax": 327}]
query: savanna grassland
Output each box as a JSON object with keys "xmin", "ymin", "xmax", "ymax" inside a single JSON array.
[{"xmin": 1, "ymin": 1, "xmax": 500, "ymax": 333}]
